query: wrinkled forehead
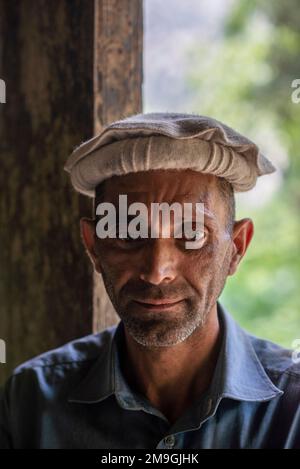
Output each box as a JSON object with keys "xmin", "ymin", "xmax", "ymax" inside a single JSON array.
[
  {"xmin": 95, "ymin": 169, "xmax": 226, "ymax": 226},
  {"xmin": 97, "ymin": 169, "xmax": 219, "ymax": 204}
]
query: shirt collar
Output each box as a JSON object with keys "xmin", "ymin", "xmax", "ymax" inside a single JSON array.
[
  {"xmin": 68, "ymin": 302, "xmax": 283, "ymax": 405},
  {"xmin": 211, "ymin": 303, "xmax": 283, "ymax": 402}
]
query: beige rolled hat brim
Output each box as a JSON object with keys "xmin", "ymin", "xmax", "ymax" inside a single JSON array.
[{"xmin": 64, "ymin": 113, "xmax": 276, "ymax": 197}]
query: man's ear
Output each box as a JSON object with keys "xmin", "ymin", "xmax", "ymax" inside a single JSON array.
[
  {"xmin": 80, "ymin": 217, "xmax": 99, "ymax": 271},
  {"xmin": 228, "ymin": 218, "xmax": 254, "ymax": 276}
]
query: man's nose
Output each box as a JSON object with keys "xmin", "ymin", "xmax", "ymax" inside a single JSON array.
[{"xmin": 139, "ymin": 238, "xmax": 179, "ymax": 285}]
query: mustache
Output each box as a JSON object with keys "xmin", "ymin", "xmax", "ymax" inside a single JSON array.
[{"xmin": 120, "ymin": 279, "xmax": 194, "ymax": 302}]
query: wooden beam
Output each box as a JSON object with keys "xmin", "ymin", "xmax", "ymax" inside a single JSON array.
[
  {"xmin": 0, "ymin": 0, "xmax": 143, "ymax": 385},
  {"xmin": 93, "ymin": 0, "xmax": 143, "ymax": 332}
]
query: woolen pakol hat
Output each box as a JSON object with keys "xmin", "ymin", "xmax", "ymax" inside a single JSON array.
[{"xmin": 64, "ymin": 112, "xmax": 276, "ymax": 197}]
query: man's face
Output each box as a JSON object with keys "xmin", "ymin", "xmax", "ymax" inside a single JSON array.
[{"xmin": 81, "ymin": 169, "xmax": 252, "ymax": 347}]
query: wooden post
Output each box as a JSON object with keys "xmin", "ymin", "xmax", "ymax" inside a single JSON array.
[
  {"xmin": 93, "ymin": 0, "xmax": 143, "ymax": 332},
  {"xmin": 0, "ymin": 0, "xmax": 143, "ymax": 385}
]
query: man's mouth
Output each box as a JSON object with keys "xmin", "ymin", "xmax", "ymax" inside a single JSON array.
[{"xmin": 132, "ymin": 298, "xmax": 184, "ymax": 310}]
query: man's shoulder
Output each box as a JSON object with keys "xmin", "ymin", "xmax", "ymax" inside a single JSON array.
[
  {"xmin": 249, "ymin": 333, "xmax": 300, "ymax": 387},
  {"xmin": 12, "ymin": 324, "xmax": 118, "ymax": 377}
]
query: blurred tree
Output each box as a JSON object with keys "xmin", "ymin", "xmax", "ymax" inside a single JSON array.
[{"xmin": 186, "ymin": 0, "xmax": 300, "ymax": 346}]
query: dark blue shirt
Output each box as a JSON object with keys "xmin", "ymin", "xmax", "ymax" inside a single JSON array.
[{"xmin": 0, "ymin": 303, "xmax": 299, "ymax": 448}]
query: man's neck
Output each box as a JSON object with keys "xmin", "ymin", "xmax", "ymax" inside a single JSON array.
[{"xmin": 121, "ymin": 304, "xmax": 222, "ymax": 425}]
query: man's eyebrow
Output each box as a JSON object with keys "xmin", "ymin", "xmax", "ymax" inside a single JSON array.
[
  {"xmin": 178, "ymin": 193, "xmax": 216, "ymax": 219},
  {"xmin": 202, "ymin": 207, "xmax": 217, "ymax": 220}
]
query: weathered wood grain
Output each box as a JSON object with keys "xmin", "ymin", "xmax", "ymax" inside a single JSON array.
[
  {"xmin": 0, "ymin": 0, "xmax": 96, "ymax": 384},
  {"xmin": 0, "ymin": 0, "xmax": 143, "ymax": 385},
  {"xmin": 93, "ymin": 0, "xmax": 143, "ymax": 332}
]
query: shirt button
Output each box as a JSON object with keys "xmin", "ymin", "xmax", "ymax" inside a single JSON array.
[{"xmin": 163, "ymin": 434, "xmax": 176, "ymax": 448}]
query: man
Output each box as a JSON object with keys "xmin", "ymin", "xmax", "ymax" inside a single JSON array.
[{"xmin": 0, "ymin": 113, "xmax": 299, "ymax": 448}]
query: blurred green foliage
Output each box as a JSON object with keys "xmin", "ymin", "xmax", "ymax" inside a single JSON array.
[{"xmin": 186, "ymin": 0, "xmax": 300, "ymax": 347}]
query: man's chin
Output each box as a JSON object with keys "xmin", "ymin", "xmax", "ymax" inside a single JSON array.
[{"xmin": 120, "ymin": 308, "xmax": 205, "ymax": 347}]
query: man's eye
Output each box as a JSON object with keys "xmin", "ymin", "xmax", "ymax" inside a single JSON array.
[
  {"xmin": 117, "ymin": 229, "xmax": 140, "ymax": 240},
  {"xmin": 115, "ymin": 230, "xmax": 147, "ymax": 248},
  {"xmin": 174, "ymin": 222, "xmax": 205, "ymax": 239},
  {"xmin": 118, "ymin": 234, "xmax": 142, "ymax": 241},
  {"xmin": 183, "ymin": 230, "xmax": 205, "ymax": 241},
  {"xmin": 175, "ymin": 222, "xmax": 208, "ymax": 249}
]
